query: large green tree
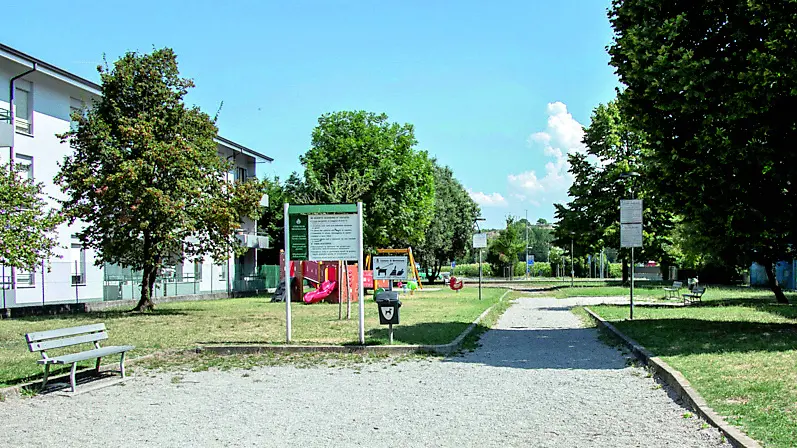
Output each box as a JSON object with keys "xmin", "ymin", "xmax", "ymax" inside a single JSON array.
[
  {"xmin": 290, "ymin": 111, "xmax": 435, "ymax": 250},
  {"xmin": 414, "ymin": 162, "xmax": 480, "ymax": 280},
  {"xmin": 609, "ymin": 0, "xmax": 797, "ymax": 302},
  {"xmin": 0, "ymin": 163, "xmax": 63, "ymax": 275},
  {"xmin": 554, "ymin": 101, "xmax": 676, "ymax": 282},
  {"xmin": 57, "ymin": 48, "xmax": 265, "ymax": 311}
]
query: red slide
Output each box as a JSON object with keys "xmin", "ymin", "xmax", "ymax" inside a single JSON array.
[{"xmin": 303, "ymin": 280, "xmax": 337, "ymax": 304}]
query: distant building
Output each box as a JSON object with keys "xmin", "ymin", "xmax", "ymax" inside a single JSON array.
[{"xmin": 0, "ymin": 43, "xmax": 273, "ymax": 310}]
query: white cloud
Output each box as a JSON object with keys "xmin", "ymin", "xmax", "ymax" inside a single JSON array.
[
  {"xmin": 510, "ymin": 101, "xmax": 586, "ymax": 205},
  {"xmin": 468, "ymin": 189, "xmax": 508, "ymax": 207}
]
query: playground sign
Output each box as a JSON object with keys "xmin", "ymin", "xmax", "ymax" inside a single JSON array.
[
  {"xmin": 284, "ymin": 203, "xmax": 365, "ymax": 344},
  {"xmin": 373, "ymin": 256, "xmax": 409, "ymax": 281},
  {"xmin": 288, "ymin": 214, "xmax": 358, "ymax": 261},
  {"xmin": 473, "ymin": 233, "xmax": 487, "ymax": 248}
]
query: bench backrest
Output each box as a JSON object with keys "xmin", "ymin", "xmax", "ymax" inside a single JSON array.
[
  {"xmin": 25, "ymin": 323, "xmax": 108, "ymax": 358},
  {"xmin": 691, "ymin": 287, "xmax": 706, "ymax": 294},
  {"xmin": 672, "ymin": 281, "xmax": 683, "ymax": 288}
]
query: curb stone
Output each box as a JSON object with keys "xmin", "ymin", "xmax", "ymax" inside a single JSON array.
[
  {"xmin": 204, "ymin": 289, "xmax": 513, "ymax": 356},
  {"xmin": 583, "ymin": 307, "xmax": 762, "ymax": 448}
]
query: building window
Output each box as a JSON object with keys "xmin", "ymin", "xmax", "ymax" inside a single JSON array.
[
  {"xmin": 235, "ymin": 167, "xmax": 247, "ymax": 182},
  {"xmin": 16, "ymin": 154, "xmax": 33, "ymax": 180},
  {"xmin": 14, "ymin": 80, "xmax": 32, "ymax": 135},
  {"xmin": 15, "ymin": 267, "xmax": 35, "ymax": 287},
  {"xmin": 218, "ymin": 263, "xmax": 227, "ymax": 281},
  {"xmin": 70, "ymin": 243, "xmax": 86, "ymax": 285},
  {"xmin": 69, "ymin": 98, "xmax": 84, "ymax": 147},
  {"xmin": 194, "ymin": 261, "xmax": 203, "ymax": 281}
]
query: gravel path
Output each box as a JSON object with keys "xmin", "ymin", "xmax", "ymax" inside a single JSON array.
[{"xmin": 1, "ymin": 297, "xmax": 729, "ymax": 448}]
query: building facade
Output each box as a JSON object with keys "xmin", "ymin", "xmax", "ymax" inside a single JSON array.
[{"xmin": 0, "ymin": 43, "xmax": 272, "ymax": 309}]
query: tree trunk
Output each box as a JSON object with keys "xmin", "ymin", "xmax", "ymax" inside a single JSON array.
[
  {"xmin": 622, "ymin": 258, "xmax": 629, "ymax": 285},
  {"xmin": 764, "ymin": 261, "xmax": 789, "ymax": 304},
  {"xmin": 133, "ymin": 264, "xmax": 156, "ymax": 311}
]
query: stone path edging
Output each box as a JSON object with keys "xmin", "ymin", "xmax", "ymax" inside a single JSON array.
[
  {"xmin": 204, "ymin": 289, "xmax": 513, "ymax": 356},
  {"xmin": 583, "ymin": 307, "xmax": 762, "ymax": 448}
]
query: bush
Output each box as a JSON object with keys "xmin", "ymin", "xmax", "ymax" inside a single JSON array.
[
  {"xmin": 450, "ymin": 263, "xmax": 492, "ymax": 277},
  {"xmin": 608, "ymin": 262, "xmax": 623, "ymax": 278}
]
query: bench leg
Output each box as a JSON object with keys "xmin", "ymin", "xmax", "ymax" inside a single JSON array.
[
  {"xmin": 41, "ymin": 364, "xmax": 50, "ymax": 391},
  {"xmin": 69, "ymin": 363, "xmax": 77, "ymax": 393},
  {"xmin": 95, "ymin": 357, "xmax": 102, "ymax": 374},
  {"xmin": 119, "ymin": 352, "xmax": 126, "ymax": 378}
]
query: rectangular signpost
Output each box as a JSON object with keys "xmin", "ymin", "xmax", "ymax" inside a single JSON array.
[
  {"xmin": 284, "ymin": 203, "xmax": 364, "ymax": 343},
  {"xmin": 620, "ymin": 199, "xmax": 643, "ymax": 319},
  {"xmin": 473, "ymin": 233, "xmax": 487, "ymax": 300}
]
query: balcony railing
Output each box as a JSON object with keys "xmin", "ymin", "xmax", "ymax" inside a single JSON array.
[{"xmin": 0, "ymin": 107, "xmax": 10, "ymax": 124}]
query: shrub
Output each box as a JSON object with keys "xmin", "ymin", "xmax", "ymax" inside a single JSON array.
[{"xmin": 450, "ymin": 263, "xmax": 492, "ymax": 277}]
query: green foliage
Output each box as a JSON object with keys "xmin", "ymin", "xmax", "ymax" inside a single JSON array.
[
  {"xmin": 56, "ymin": 48, "xmax": 265, "ymax": 311},
  {"xmin": 415, "ymin": 162, "xmax": 480, "ymax": 280},
  {"xmin": 608, "ymin": 0, "xmax": 797, "ymax": 302},
  {"xmin": 289, "ymin": 111, "xmax": 435, "ymax": 250},
  {"xmin": 486, "ymin": 216, "xmax": 526, "ymax": 274},
  {"xmin": 0, "ymin": 163, "xmax": 63, "ymax": 271},
  {"xmin": 449, "ymin": 263, "xmax": 493, "ymax": 278},
  {"xmin": 257, "ymin": 176, "xmax": 289, "ymax": 264},
  {"xmin": 553, "ymin": 100, "xmax": 676, "ymax": 280}
]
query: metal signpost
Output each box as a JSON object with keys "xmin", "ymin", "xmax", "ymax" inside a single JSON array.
[
  {"xmin": 620, "ymin": 199, "xmax": 643, "ymax": 319},
  {"xmin": 284, "ymin": 203, "xmax": 364, "ymax": 343},
  {"xmin": 473, "ymin": 233, "xmax": 487, "ymax": 300}
]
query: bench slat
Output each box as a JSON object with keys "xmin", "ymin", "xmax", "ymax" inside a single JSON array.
[
  {"xmin": 28, "ymin": 331, "xmax": 108, "ymax": 352},
  {"xmin": 25, "ymin": 323, "xmax": 106, "ymax": 343},
  {"xmin": 37, "ymin": 345, "xmax": 135, "ymax": 365}
]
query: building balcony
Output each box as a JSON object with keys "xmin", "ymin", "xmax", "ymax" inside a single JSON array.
[
  {"xmin": 235, "ymin": 233, "xmax": 270, "ymax": 249},
  {"xmin": 0, "ymin": 108, "xmax": 13, "ymax": 147}
]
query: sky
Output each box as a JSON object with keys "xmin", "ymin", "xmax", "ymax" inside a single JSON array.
[{"xmin": 3, "ymin": 0, "xmax": 618, "ymax": 229}]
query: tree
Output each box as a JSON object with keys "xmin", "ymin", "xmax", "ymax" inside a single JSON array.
[
  {"xmin": 56, "ymin": 48, "xmax": 265, "ymax": 311},
  {"xmin": 290, "ymin": 111, "xmax": 435, "ymax": 250},
  {"xmin": 0, "ymin": 163, "xmax": 63, "ymax": 273},
  {"xmin": 257, "ymin": 176, "xmax": 289, "ymax": 265},
  {"xmin": 553, "ymin": 101, "xmax": 676, "ymax": 283},
  {"xmin": 487, "ymin": 216, "xmax": 526, "ymax": 276},
  {"xmin": 414, "ymin": 162, "xmax": 480, "ymax": 281},
  {"xmin": 609, "ymin": 0, "xmax": 797, "ymax": 302}
]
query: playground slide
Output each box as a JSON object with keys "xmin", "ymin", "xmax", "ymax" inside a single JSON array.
[{"xmin": 303, "ymin": 280, "xmax": 337, "ymax": 304}]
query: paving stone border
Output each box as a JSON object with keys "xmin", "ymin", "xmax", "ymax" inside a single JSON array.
[{"xmin": 583, "ymin": 307, "xmax": 761, "ymax": 448}]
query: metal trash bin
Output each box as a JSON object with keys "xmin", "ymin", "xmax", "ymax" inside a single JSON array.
[{"xmin": 375, "ymin": 290, "xmax": 401, "ymax": 325}]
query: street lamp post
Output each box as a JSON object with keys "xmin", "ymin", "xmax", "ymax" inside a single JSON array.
[
  {"xmin": 474, "ymin": 217, "xmax": 486, "ymax": 300},
  {"xmin": 525, "ymin": 210, "xmax": 529, "ymax": 280},
  {"xmin": 570, "ymin": 232, "xmax": 575, "ymax": 288}
]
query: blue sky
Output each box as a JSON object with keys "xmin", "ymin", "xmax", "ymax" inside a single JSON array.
[{"xmin": 5, "ymin": 0, "xmax": 618, "ymax": 229}]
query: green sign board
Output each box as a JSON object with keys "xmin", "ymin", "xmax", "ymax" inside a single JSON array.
[{"xmin": 289, "ymin": 214, "xmax": 309, "ymax": 260}]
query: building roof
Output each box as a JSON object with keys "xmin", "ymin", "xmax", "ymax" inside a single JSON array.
[
  {"xmin": 0, "ymin": 43, "xmax": 102, "ymax": 94},
  {"xmin": 216, "ymin": 136, "xmax": 274, "ymax": 162},
  {"xmin": 1, "ymin": 43, "xmax": 272, "ymax": 162}
]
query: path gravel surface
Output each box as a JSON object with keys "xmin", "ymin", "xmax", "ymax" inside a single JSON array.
[{"xmin": 1, "ymin": 296, "xmax": 730, "ymax": 448}]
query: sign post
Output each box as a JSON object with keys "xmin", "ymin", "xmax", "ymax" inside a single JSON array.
[
  {"xmin": 620, "ymin": 199, "xmax": 643, "ymax": 319},
  {"xmin": 473, "ymin": 233, "xmax": 487, "ymax": 300},
  {"xmin": 284, "ymin": 203, "xmax": 364, "ymax": 344}
]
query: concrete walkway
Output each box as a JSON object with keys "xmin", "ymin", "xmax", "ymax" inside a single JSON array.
[{"xmin": 1, "ymin": 297, "xmax": 728, "ymax": 447}]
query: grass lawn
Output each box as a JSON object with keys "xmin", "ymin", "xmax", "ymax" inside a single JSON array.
[
  {"xmin": 554, "ymin": 284, "xmax": 797, "ymax": 303},
  {"xmin": 0, "ymin": 287, "xmax": 509, "ymax": 387},
  {"xmin": 586, "ymin": 303, "xmax": 797, "ymax": 448}
]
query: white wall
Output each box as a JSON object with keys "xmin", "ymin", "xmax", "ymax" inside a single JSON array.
[{"xmin": 1, "ymin": 60, "xmax": 267, "ymax": 307}]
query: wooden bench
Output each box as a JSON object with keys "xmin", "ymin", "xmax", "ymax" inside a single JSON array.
[
  {"xmin": 25, "ymin": 323, "xmax": 134, "ymax": 392},
  {"xmin": 682, "ymin": 286, "xmax": 706, "ymax": 305},
  {"xmin": 663, "ymin": 281, "xmax": 683, "ymax": 299}
]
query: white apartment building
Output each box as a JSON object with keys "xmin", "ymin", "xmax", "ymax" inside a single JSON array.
[{"xmin": 0, "ymin": 43, "xmax": 272, "ymax": 310}]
